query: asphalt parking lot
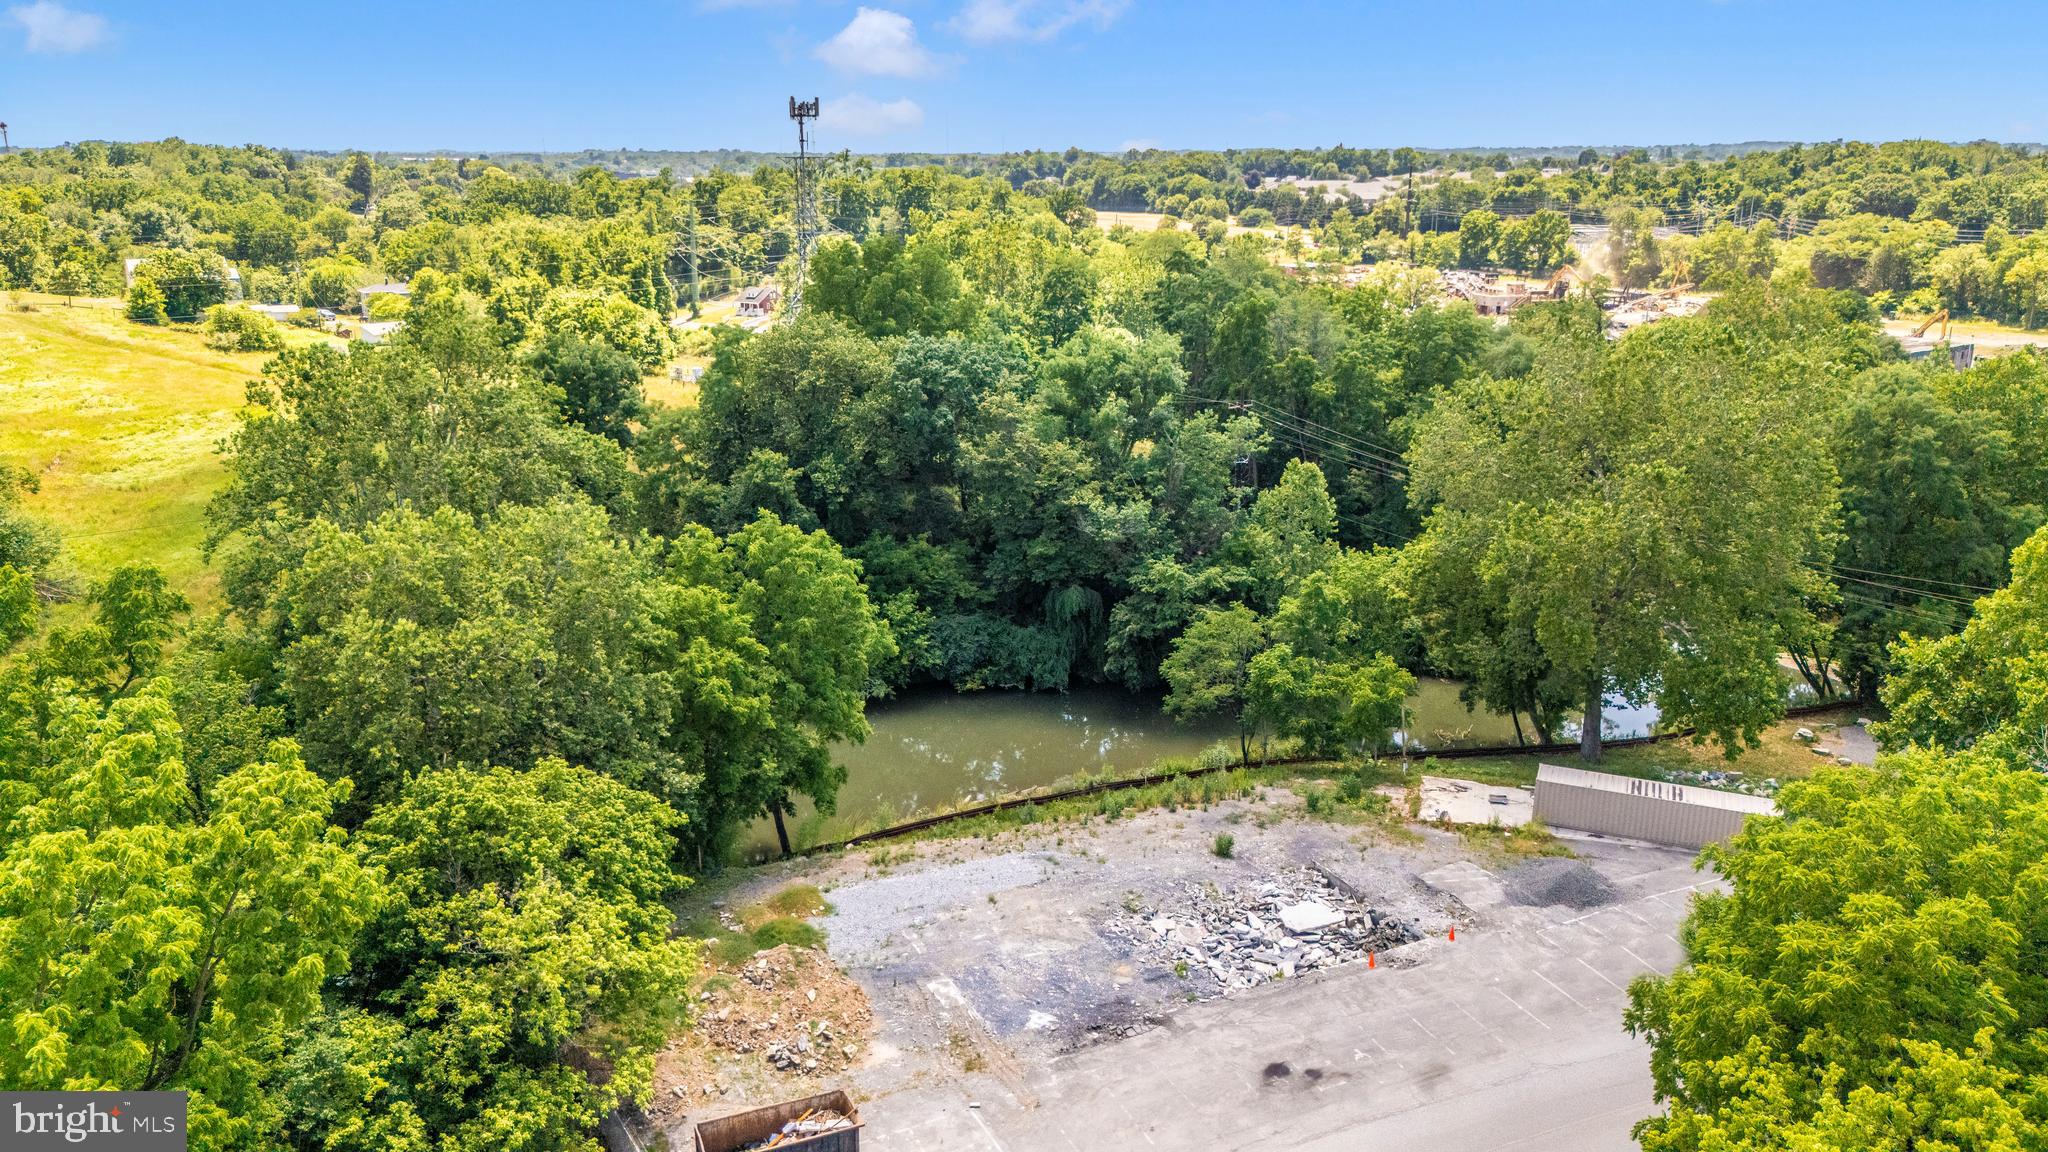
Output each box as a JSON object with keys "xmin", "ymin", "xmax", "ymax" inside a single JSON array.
[{"xmin": 804, "ymin": 807, "xmax": 1716, "ymax": 1152}]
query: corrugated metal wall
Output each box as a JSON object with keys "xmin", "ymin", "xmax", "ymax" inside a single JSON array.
[{"xmin": 1533, "ymin": 777, "xmax": 1760, "ymax": 850}]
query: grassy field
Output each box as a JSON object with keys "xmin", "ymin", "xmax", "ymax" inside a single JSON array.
[{"xmin": 0, "ymin": 294, "xmax": 337, "ymax": 609}]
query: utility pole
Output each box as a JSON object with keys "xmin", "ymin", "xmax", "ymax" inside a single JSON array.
[
  {"xmin": 686, "ymin": 203, "xmax": 701, "ymax": 318},
  {"xmin": 0, "ymin": 123, "xmax": 10, "ymax": 153},
  {"xmin": 787, "ymin": 96, "xmax": 821, "ymax": 319}
]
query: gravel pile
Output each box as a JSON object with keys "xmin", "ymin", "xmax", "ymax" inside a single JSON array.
[
  {"xmin": 1103, "ymin": 866, "xmax": 1420, "ymax": 998},
  {"xmin": 1503, "ymin": 858, "xmax": 1618, "ymax": 909}
]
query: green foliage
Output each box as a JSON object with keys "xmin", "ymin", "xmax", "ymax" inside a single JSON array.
[
  {"xmin": 1408, "ymin": 292, "xmax": 1839, "ymax": 758},
  {"xmin": 1821, "ymin": 363, "xmax": 2032, "ymax": 697},
  {"xmin": 203, "ymin": 304, "xmax": 285, "ymax": 352},
  {"xmin": 807, "ymin": 233, "xmax": 975, "ymax": 338},
  {"xmin": 1211, "ymin": 832, "xmax": 1234, "ymax": 858},
  {"xmin": 1162, "ymin": 604, "xmax": 1266, "ymax": 764},
  {"xmin": 130, "ymin": 248, "xmax": 232, "ymax": 322},
  {"xmin": 0, "ymin": 684, "xmax": 375, "ymax": 1152},
  {"xmin": 289, "ymin": 760, "xmax": 695, "ymax": 1152},
  {"xmin": 531, "ymin": 330, "xmax": 647, "ymax": 446},
  {"xmin": 664, "ymin": 513, "xmax": 897, "ymax": 858},
  {"xmin": 1627, "ymin": 749, "xmax": 2048, "ymax": 1152},
  {"xmin": 262, "ymin": 503, "xmax": 671, "ymax": 813},
  {"xmin": 124, "ymin": 277, "xmax": 168, "ymax": 324},
  {"xmin": 210, "ymin": 298, "xmax": 632, "ymax": 595},
  {"xmin": 1879, "ymin": 523, "xmax": 2048, "ymax": 767},
  {"xmin": 751, "ymin": 918, "xmax": 825, "ymax": 951}
]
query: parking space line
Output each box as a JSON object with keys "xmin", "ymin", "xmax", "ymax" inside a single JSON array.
[
  {"xmin": 968, "ymin": 1105, "xmax": 1014, "ymax": 1151},
  {"xmin": 1576, "ymin": 955, "xmax": 1626, "ymax": 991},
  {"xmin": 1533, "ymin": 968, "xmax": 1589, "ymax": 1010},
  {"xmin": 1494, "ymin": 987, "xmax": 1552, "ymax": 1030},
  {"xmin": 1620, "ymin": 943, "xmax": 1658, "ymax": 973}
]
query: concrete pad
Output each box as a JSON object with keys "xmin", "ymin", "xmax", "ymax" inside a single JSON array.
[{"xmin": 1420, "ymin": 776, "xmax": 1533, "ymax": 827}]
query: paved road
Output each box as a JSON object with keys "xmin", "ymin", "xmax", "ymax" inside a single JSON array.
[{"xmin": 867, "ymin": 838, "xmax": 1714, "ymax": 1152}]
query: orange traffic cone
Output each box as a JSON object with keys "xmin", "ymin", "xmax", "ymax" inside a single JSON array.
[
  {"xmin": 1448, "ymin": 928, "xmax": 1456, "ymax": 942},
  {"xmin": 1368, "ymin": 952, "xmax": 1376, "ymax": 969}
]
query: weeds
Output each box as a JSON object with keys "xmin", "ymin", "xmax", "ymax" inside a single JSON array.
[{"xmin": 1212, "ymin": 832, "xmax": 1235, "ymax": 858}]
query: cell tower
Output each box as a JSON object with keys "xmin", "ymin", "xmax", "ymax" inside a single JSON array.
[
  {"xmin": 0, "ymin": 123, "xmax": 10, "ymax": 154},
  {"xmin": 787, "ymin": 97, "xmax": 821, "ymax": 318}
]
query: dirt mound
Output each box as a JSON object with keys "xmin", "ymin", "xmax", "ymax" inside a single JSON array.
[
  {"xmin": 648, "ymin": 945, "xmax": 874, "ymax": 1130},
  {"xmin": 1503, "ymin": 858, "xmax": 1618, "ymax": 909}
]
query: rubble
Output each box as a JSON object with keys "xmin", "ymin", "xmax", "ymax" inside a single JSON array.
[
  {"xmin": 735, "ymin": 1108, "xmax": 854, "ymax": 1150},
  {"xmin": 1653, "ymin": 766, "xmax": 1780, "ymax": 797},
  {"xmin": 1502, "ymin": 858, "xmax": 1618, "ymax": 910},
  {"xmin": 1102, "ymin": 866, "xmax": 1420, "ymax": 997},
  {"xmin": 648, "ymin": 946, "xmax": 873, "ymax": 1130}
]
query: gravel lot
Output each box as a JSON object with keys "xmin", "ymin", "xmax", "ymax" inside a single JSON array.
[{"xmin": 660, "ymin": 785, "xmax": 1720, "ymax": 1152}]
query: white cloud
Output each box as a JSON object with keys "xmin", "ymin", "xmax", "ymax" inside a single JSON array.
[
  {"xmin": 815, "ymin": 8, "xmax": 937, "ymax": 78},
  {"xmin": 8, "ymin": 0, "xmax": 107, "ymax": 53},
  {"xmin": 949, "ymin": 0, "xmax": 1126, "ymax": 43},
  {"xmin": 820, "ymin": 92, "xmax": 925, "ymax": 136}
]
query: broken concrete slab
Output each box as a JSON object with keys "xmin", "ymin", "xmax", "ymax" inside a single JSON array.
[{"xmin": 1277, "ymin": 901, "xmax": 1347, "ymax": 933}]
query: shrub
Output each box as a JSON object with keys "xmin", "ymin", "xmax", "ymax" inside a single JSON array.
[
  {"xmin": 203, "ymin": 304, "xmax": 285, "ymax": 352},
  {"xmin": 752, "ymin": 917, "xmax": 825, "ymax": 951},
  {"xmin": 125, "ymin": 279, "xmax": 168, "ymax": 325},
  {"xmin": 763, "ymin": 883, "xmax": 830, "ymax": 919},
  {"xmin": 1212, "ymin": 832, "xmax": 1235, "ymax": 858},
  {"xmin": 1336, "ymin": 773, "xmax": 1367, "ymax": 804}
]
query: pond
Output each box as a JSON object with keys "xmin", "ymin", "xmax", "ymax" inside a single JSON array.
[{"xmin": 736, "ymin": 677, "xmax": 1655, "ymax": 861}]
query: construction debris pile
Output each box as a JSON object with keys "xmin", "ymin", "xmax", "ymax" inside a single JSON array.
[
  {"xmin": 1104, "ymin": 866, "xmax": 1419, "ymax": 997},
  {"xmin": 648, "ymin": 945, "xmax": 873, "ymax": 1127},
  {"xmin": 694, "ymin": 948, "xmax": 871, "ymax": 1074},
  {"xmin": 1502, "ymin": 858, "xmax": 1618, "ymax": 910},
  {"xmin": 736, "ymin": 1108, "xmax": 855, "ymax": 1151}
]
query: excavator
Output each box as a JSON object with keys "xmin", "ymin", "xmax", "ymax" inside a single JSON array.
[
  {"xmin": 1541, "ymin": 265, "xmax": 1591, "ymax": 298},
  {"xmin": 1910, "ymin": 309, "xmax": 1951, "ymax": 341}
]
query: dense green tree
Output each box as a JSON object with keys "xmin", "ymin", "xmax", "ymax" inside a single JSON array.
[
  {"xmin": 343, "ymin": 153, "xmax": 376, "ymax": 211},
  {"xmin": 1824, "ymin": 365, "xmax": 2029, "ymax": 698},
  {"xmin": 531, "ymin": 331, "xmax": 647, "ymax": 446},
  {"xmin": 807, "ymin": 233, "xmax": 974, "ymax": 338},
  {"xmin": 1162, "ymin": 604, "xmax": 1266, "ymax": 765},
  {"xmin": 266, "ymin": 503, "xmax": 670, "ymax": 814},
  {"xmin": 286, "ymin": 760, "xmax": 694, "ymax": 1152},
  {"xmin": 665, "ymin": 513, "xmax": 896, "ymax": 856},
  {"xmin": 1407, "ymin": 307, "xmax": 1836, "ymax": 759},
  {"xmin": 130, "ymin": 248, "xmax": 232, "ymax": 322},
  {"xmin": 1626, "ymin": 748, "xmax": 2048, "ymax": 1152},
  {"xmin": 1879, "ymin": 523, "xmax": 2048, "ymax": 768},
  {"xmin": 0, "ymin": 685, "xmax": 375, "ymax": 1152},
  {"xmin": 210, "ymin": 298, "xmax": 631, "ymax": 609}
]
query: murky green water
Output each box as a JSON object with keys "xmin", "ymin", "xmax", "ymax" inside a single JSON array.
[{"xmin": 738, "ymin": 677, "xmax": 1597, "ymax": 860}]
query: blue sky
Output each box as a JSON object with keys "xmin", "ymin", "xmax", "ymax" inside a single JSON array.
[{"xmin": 3, "ymin": 0, "xmax": 2044, "ymax": 153}]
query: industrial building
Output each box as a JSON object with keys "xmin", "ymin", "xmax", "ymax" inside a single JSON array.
[{"xmin": 1533, "ymin": 763, "xmax": 1776, "ymax": 850}]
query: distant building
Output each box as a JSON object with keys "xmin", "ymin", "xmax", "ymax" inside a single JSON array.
[
  {"xmin": 247, "ymin": 302, "xmax": 299, "ymax": 322},
  {"xmin": 357, "ymin": 320, "xmax": 404, "ymax": 345},
  {"xmin": 737, "ymin": 285, "xmax": 781, "ymax": 317},
  {"xmin": 358, "ymin": 283, "xmax": 411, "ymax": 316},
  {"xmin": 1902, "ymin": 338, "xmax": 1976, "ymax": 370}
]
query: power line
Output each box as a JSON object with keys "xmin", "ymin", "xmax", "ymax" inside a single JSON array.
[{"xmin": 1816, "ymin": 560, "xmax": 1998, "ymax": 596}]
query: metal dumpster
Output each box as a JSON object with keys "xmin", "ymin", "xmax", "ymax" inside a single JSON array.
[{"xmin": 692, "ymin": 1090, "xmax": 861, "ymax": 1152}]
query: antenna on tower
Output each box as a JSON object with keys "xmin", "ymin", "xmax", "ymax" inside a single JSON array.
[
  {"xmin": 0, "ymin": 123, "xmax": 11, "ymax": 154},
  {"xmin": 786, "ymin": 96, "xmax": 821, "ymax": 319}
]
